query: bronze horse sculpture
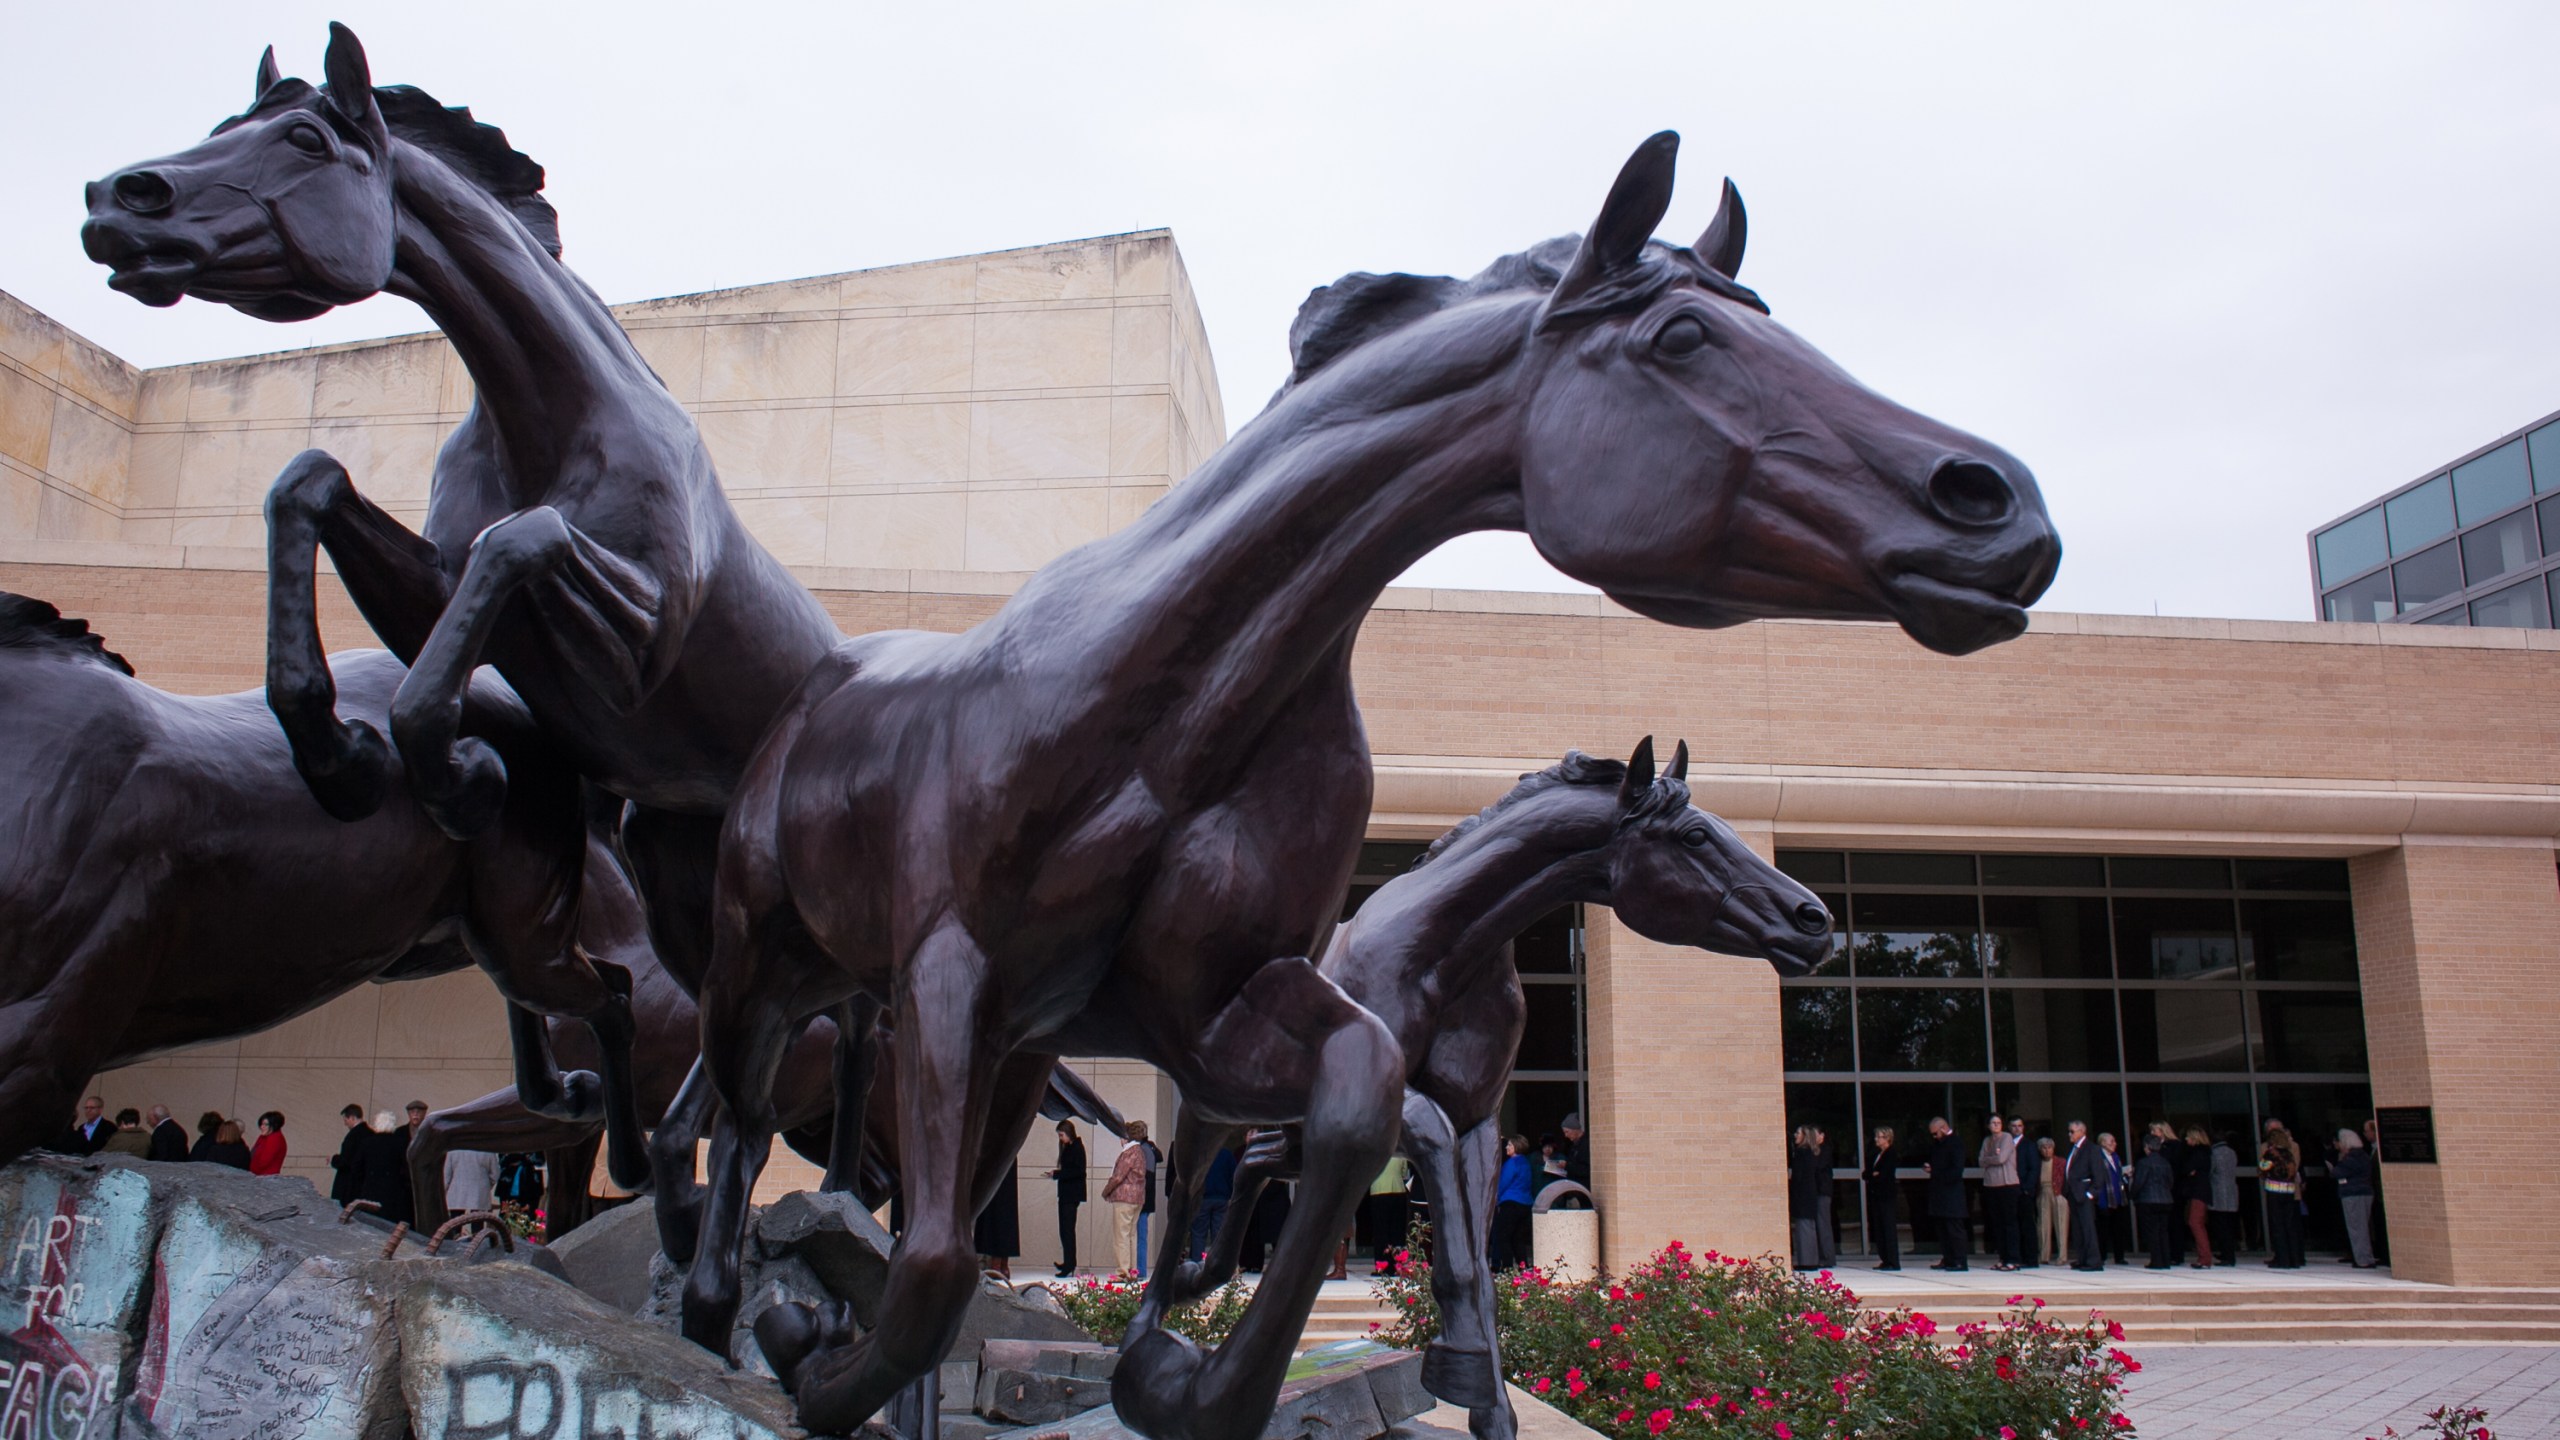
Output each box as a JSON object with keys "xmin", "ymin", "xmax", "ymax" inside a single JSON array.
[
  {"xmin": 0, "ymin": 591, "xmax": 646, "ymax": 1180},
  {"xmin": 1152, "ymin": 741, "xmax": 1828, "ymax": 1440},
  {"xmin": 78, "ymin": 26, "xmax": 843, "ymax": 1035},
  {"xmin": 673, "ymin": 131, "xmax": 2058, "ymax": 1440}
]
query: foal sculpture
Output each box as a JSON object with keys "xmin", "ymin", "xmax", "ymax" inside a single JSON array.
[
  {"xmin": 1148, "ymin": 741, "xmax": 1829, "ymax": 1440},
  {"xmin": 676, "ymin": 131, "xmax": 2059, "ymax": 1440}
]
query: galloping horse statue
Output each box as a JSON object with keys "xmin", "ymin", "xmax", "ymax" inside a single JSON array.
[
  {"xmin": 1153, "ymin": 741, "xmax": 1830, "ymax": 1440},
  {"xmin": 78, "ymin": 26, "xmax": 842, "ymax": 1032},
  {"xmin": 0, "ymin": 591, "xmax": 646, "ymax": 1181},
  {"xmin": 673, "ymin": 130, "xmax": 2059, "ymax": 1440}
]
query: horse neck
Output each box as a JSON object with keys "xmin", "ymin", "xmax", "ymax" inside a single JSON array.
[
  {"xmin": 380, "ymin": 143, "xmax": 654, "ymax": 491},
  {"xmin": 1346, "ymin": 783, "xmax": 1620, "ymax": 999}
]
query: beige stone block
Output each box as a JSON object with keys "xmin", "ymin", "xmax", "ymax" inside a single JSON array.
[
  {"xmin": 700, "ymin": 405, "xmax": 830, "ymax": 495},
  {"xmin": 438, "ymin": 345, "xmax": 475, "ymax": 413},
  {"xmin": 126, "ymin": 430, "xmax": 183, "ymax": 512},
  {"xmin": 836, "ymin": 314, "xmax": 974, "ymax": 397},
  {"xmin": 971, "ymin": 397, "xmax": 1111, "ymax": 482},
  {"xmin": 311, "ymin": 419, "xmax": 444, "ymax": 511},
  {"xmin": 137, "ymin": 368, "xmax": 192, "ymax": 425},
  {"xmin": 976, "ymin": 243, "xmax": 1114, "ymax": 303},
  {"xmin": 963, "ymin": 486, "xmax": 1109, "ymax": 572},
  {"xmin": 0, "ymin": 363, "xmax": 53, "ymax": 468},
  {"xmin": 1108, "ymin": 485, "xmax": 1167, "ymax": 531},
  {"xmin": 45, "ymin": 396, "xmax": 132, "ymax": 507},
  {"xmin": 96, "ymin": 1065, "xmax": 242, "ymax": 1128},
  {"xmin": 315, "ymin": 339, "xmax": 444, "ymax": 418},
  {"xmin": 56, "ymin": 337, "xmax": 137, "ymax": 419},
  {"xmin": 838, "ymin": 259, "xmax": 977, "ymax": 309},
  {"xmin": 702, "ymin": 275, "xmax": 842, "ymax": 315},
  {"xmin": 242, "ymin": 986, "xmax": 382, "ymax": 1060},
  {"xmin": 1111, "ymin": 305, "xmax": 1171, "ymax": 386},
  {"xmin": 376, "ymin": 969, "xmax": 508, "ymax": 1062},
  {"xmin": 170, "ymin": 513, "xmax": 266, "ymax": 548},
  {"xmin": 0, "ymin": 294, "xmax": 66, "ymax": 381},
  {"xmin": 371, "ymin": 1069, "xmax": 514, "ymax": 1120},
  {"xmin": 823, "ymin": 490, "xmax": 966, "ymax": 570},
  {"xmin": 37, "ymin": 486, "xmax": 116, "ymax": 541},
  {"xmin": 232, "ymin": 1067, "xmax": 381, "ymax": 1144},
  {"xmin": 831, "ymin": 402, "xmax": 970, "ymax": 489},
  {"xmin": 701, "ymin": 319, "xmax": 836, "ymax": 402},
  {"xmin": 0, "ymin": 469, "xmax": 37, "ymax": 536},
  {"xmin": 1115, "ymin": 235, "xmax": 1172, "ymax": 297},
  {"xmin": 733, "ymin": 495, "xmax": 830, "ymax": 567},
  {"xmin": 185, "ymin": 355, "xmax": 316, "ymax": 423},
  {"xmin": 972, "ymin": 308, "xmax": 1113, "ymax": 392},
  {"xmin": 628, "ymin": 323, "xmax": 706, "ymax": 404},
  {"xmin": 118, "ymin": 515, "xmax": 173, "ymax": 545},
  {"xmin": 176, "ymin": 425, "xmax": 313, "ymax": 513},
  {"xmin": 1109, "ymin": 395, "xmax": 1169, "ymax": 479}
]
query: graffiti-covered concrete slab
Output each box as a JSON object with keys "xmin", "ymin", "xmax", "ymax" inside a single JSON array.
[{"xmin": 0, "ymin": 1157, "xmax": 153, "ymax": 1437}]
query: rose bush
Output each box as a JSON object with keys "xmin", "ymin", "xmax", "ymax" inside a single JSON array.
[
  {"xmin": 1375, "ymin": 1230, "xmax": 2138, "ymax": 1439},
  {"xmin": 1049, "ymin": 1270, "xmax": 1252, "ymax": 1347}
]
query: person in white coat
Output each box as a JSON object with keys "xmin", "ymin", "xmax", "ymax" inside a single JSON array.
[{"xmin": 444, "ymin": 1147, "xmax": 500, "ymax": 1217}]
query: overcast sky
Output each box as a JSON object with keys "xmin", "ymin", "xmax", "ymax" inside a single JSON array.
[{"xmin": 10, "ymin": 3, "xmax": 2559, "ymax": 620}]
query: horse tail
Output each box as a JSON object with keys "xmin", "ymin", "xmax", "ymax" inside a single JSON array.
[{"xmin": 0, "ymin": 591, "xmax": 134, "ymax": 676}]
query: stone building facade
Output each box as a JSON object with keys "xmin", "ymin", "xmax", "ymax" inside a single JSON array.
[{"xmin": 6, "ymin": 235, "xmax": 2558, "ymax": 1287}]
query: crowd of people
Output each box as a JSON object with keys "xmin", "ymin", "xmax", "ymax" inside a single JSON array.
[
  {"xmin": 48, "ymin": 1095, "xmax": 546, "ymax": 1232},
  {"xmin": 1794, "ymin": 1112, "xmax": 2391, "ymax": 1273}
]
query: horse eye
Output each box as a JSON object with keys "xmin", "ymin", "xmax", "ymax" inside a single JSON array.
[
  {"xmin": 285, "ymin": 123, "xmax": 329, "ymax": 156},
  {"xmin": 1680, "ymin": 826, "xmax": 1711, "ymax": 848},
  {"xmin": 1654, "ymin": 316, "xmax": 1709, "ymax": 357}
]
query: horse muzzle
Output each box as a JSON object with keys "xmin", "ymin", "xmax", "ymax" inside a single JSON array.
[{"xmin": 82, "ymin": 216, "xmax": 204, "ymax": 308}]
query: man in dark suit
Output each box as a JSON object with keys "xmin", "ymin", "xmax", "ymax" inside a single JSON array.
[
  {"xmin": 329, "ymin": 1104, "xmax": 369, "ymax": 1205},
  {"xmin": 1922, "ymin": 1117, "xmax": 1969, "ymax": 1271},
  {"xmin": 2063, "ymin": 1120, "xmax": 2105, "ymax": 1271},
  {"xmin": 60, "ymin": 1096, "xmax": 110, "ymax": 1155},
  {"xmin": 145, "ymin": 1105, "xmax": 189, "ymax": 1162}
]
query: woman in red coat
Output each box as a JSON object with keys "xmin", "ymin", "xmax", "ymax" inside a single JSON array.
[{"xmin": 249, "ymin": 1111, "xmax": 288, "ymax": 1176}]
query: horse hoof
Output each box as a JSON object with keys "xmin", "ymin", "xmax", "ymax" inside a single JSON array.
[
  {"xmin": 756, "ymin": 1301, "xmax": 826, "ymax": 1396},
  {"xmin": 297, "ymin": 717, "xmax": 392, "ymax": 822},
  {"xmin": 420, "ymin": 735, "xmax": 508, "ymax": 839},
  {"xmin": 525, "ymin": 1069, "xmax": 606, "ymax": 1125}
]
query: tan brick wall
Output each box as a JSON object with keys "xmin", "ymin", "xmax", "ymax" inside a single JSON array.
[{"xmin": 2353, "ymin": 842, "xmax": 2560, "ymax": 1285}]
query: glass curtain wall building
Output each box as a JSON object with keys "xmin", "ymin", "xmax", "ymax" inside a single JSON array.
[
  {"xmin": 2310, "ymin": 409, "xmax": 2560, "ymax": 627},
  {"xmin": 1775, "ymin": 850, "xmax": 2368, "ymax": 1256}
]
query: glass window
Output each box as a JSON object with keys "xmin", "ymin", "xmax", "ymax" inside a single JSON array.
[
  {"xmin": 1983, "ymin": 894, "xmax": 2113, "ymax": 978},
  {"xmin": 1981, "ymin": 854, "xmax": 2107, "ymax": 888},
  {"xmin": 1851, "ymin": 892, "xmax": 1981, "ymax": 977},
  {"xmin": 1513, "ymin": 905, "xmax": 1578, "ymax": 974},
  {"xmin": 2452, "ymin": 440, "xmax": 2533, "ymax": 524},
  {"xmin": 1504, "ymin": 1080, "xmax": 1582, "ymax": 1146},
  {"xmin": 2417, "ymin": 606, "xmax": 2470, "ymax": 626},
  {"xmin": 1515, "ymin": 985, "xmax": 1582, "ymax": 1070},
  {"xmin": 2235, "ymin": 859, "xmax": 2349, "ymax": 892},
  {"xmin": 1783, "ymin": 1082, "xmax": 1857, "ymax": 1163},
  {"xmin": 1777, "ymin": 850, "xmax": 1846, "ymax": 886},
  {"xmin": 2108, "ymin": 857, "xmax": 2232, "ymax": 891},
  {"xmin": 1807, "ymin": 892, "xmax": 1849, "ymax": 976},
  {"xmin": 1856, "ymin": 987, "xmax": 1989, "ymax": 1071},
  {"xmin": 1990, "ymin": 988, "xmax": 2120, "ymax": 1072},
  {"xmin": 2255, "ymin": 994, "xmax": 2370, "ymax": 1074},
  {"xmin": 2321, "ymin": 569, "xmax": 2394, "ymax": 623},
  {"xmin": 1997, "ymin": 1081, "xmax": 2124, "ymax": 1150},
  {"xmin": 2459, "ymin": 509, "xmax": 2539, "ymax": 585},
  {"xmin": 2125, "ymin": 1082, "xmax": 2255, "ymax": 1151},
  {"xmin": 2255, "ymin": 1083, "xmax": 2373, "ymax": 1156},
  {"xmin": 1861, "ymin": 1081, "xmax": 1993, "ymax": 1165},
  {"xmin": 2472, "ymin": 576, "xmax": 2552, "ymax": 630},
  {"xmin": 2314, "ymin": 507, "xmax": 2389, "ymax": 586},
  {"xmin": 1781, "ymin": 985, "xmax": 1855, "ymax": 1071},
  {"xmin": 2113, "ymin": 896, "xmax": 2240, "ymax": 980},
  {"xmin": 2120, "ymin": 988, "xmax": 2251, "ymax": 1071},
  {"xmin": 2236, "ymin": 899, "xmax": 2358, "ymax": 982},
  {"xmin": 2392, "ymin": 540, "xmax": 2463, "ymax": 612},
  {"xmin": 2541, "ymin": 494, "xmax": 2560, "ymax": 558},
  {"xmin": 1850, "ymin": 852, "xmax": 1975, "ymax": 886},
  {"xmin": 2385, "ymin": 475, "xmax": 2455, "ymax": 554},
  {"xmin": 2535, "ymin": 420, "xmax": 2560, "ymax": 493}
]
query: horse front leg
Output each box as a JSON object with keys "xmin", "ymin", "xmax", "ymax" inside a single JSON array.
[
  {"xmin": 262, "ymin": 449, "xmax": 446, "ymax": 821},
  {"xmin": 1113, "ymin": 960, "xmax": 1405, "ymax": 1440},
  {"xmin": 1404, "ymin": 1096, "xmax": 1515, "ymax": 1440},
  {"xmin": 650, "ymin": 1058, "xmax": 718, "ymax": 1266},
  {"xmin": 389, "ymin": 505, "xmax": 666, "ymax": 839},
  {"xmin": 1131, "ymin": 1108, "xmax": 1243, "ymax": 1327},
  {"xmin": 409, "ymin": 1084, "xmax": 599, "ymax": 1236}
]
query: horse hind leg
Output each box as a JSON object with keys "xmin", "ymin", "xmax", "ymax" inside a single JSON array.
[
  {"xmin": 1403, "ymin": 1098, "xmax": 1515, "ymax": 1440},
  {"xmin": 408, "ymin": 1085, "xmax": 598, "ymax": 1235}
]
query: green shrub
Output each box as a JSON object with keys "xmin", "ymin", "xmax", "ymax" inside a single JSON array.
[
  {"xmin": 1048, "ymin": 1269, "xmax": 1252, "ymax": 1348},
  {"xmin": 1373, "ymin": 1229, "xmax": 2139, "ymax": 1440}
]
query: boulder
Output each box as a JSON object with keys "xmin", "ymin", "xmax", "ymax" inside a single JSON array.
[
  {"xmin": 0, "ymin": 1156, "xmax": 158, "ymax": 1437},
  {"xmin": 545, "ymin": 1196, "xmax": 663, "ymax": 1313},
  {"xmin": 958, "ymin": 1276, "xmax": 1087, "ymax": 1348}
]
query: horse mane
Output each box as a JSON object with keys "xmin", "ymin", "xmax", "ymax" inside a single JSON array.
[
  {"xmin": 218, "ymin": 78, "xmax": 561, "ymax": 258},
  {"xmin": 1416, "ymin": 750, "xmax": 1628, "ymax": 869},
  {"xmin": 0, "ymin": 593, "xmax": 134, "ymax": 676},
  {"xmin": 1287, "ymin": 236, "xmax": 1765, "ymax": 385}
]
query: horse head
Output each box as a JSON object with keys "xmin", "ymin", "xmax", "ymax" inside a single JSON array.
[
  {"xmin": 1599, "ymin": 736, "xmax": 1831, "ymax": 976},
  {"xmin": 1286, "ymin": 132, "xmax": 2060, "ymax": 657},
  {"xmin": 81, "ymin": 23, "xmax": 555, "ymax": 321}
]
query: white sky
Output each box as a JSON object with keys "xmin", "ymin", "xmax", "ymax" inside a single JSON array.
[{"xmin": 9, "ymin": 3, "xmax": 2559, "ymax": 621}]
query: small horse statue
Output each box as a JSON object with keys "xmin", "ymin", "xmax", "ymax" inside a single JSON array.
[
  {"xmin": 674, "ymin": 130, "xmax": 2058, "ymax": 1440},
  {"xmin": 79, "ymin": 25, "xmax": 842, "ymax": 987},
  {"xmin": 1145, "ymin": 739, "xmax": 1829, "ymax": 1440},
  {"xmin": 0, "ymin": 591, "xmax": 646, "ymax": 1181}
]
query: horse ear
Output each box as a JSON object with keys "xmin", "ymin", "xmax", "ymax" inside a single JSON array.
[
  {"xmin": 256, "ymin": 46, "xmax": 282, "ymax": 99},
  {"xmin": 1288, "ymin": 271, "xmax": 1461, "ymax": 383},
  {"xmin": 1547, "ymin": 131, "xmax": 1679, "ymax": 318},
  {"xmin": 321, "ymin": 22, "xmax": 387, "ymax": 151},
  {"xmin": 1696, "ymin": 178, "xmax": 1747, "ymax": 280},
  {"xmin": 1618, "ymin": 735, "xmax": 1657, "ymax": 807},
  {"xmin": 1666, "ymin": 739, "xmax": 1690, "ymax": 782}
]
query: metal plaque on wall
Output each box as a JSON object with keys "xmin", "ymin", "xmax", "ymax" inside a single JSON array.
[{"xmin": 2375, "ymin": 1106, "xmax": 2437, "ymax": 1164}]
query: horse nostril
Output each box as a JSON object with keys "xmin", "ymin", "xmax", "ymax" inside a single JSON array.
[
  {"xmin": 1927, "ymin": 459, "xmax": 2016, "ymax": 528},
  {"xmin": 84, "ymin": 180, "xmax": 103, "ymax": 211},
  {"xmin": 111, "ymin": 171, "xmax": 175, "ymax": 217},
  {"xmin": 1792, "ymin": 902, "xmax": 1831, "ymax": 936}
]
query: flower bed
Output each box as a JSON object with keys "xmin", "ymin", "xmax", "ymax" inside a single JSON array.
[
  {"xmin": 1374, "ymin": 1235, "xmax": 2138, "ymax": 1439},
  {"xmin": 1048, "ymin": 1269, "xmax": 1252, "ymax": 1347}
]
